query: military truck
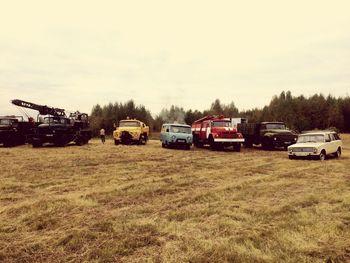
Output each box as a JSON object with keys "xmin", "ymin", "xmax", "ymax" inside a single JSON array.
[
  {"xmin": 0, "ymin": 116, "xmax": 36, "ymax": 147},
  {"xmin": 11, "ymin": 99, "xmax": 92, "ymax": 147},
  {"xmin": 238, "ymin": 122, "xmax": 297, "ymax": 150},
  {"xmin": 113, "ymin": 119, "xmax": 149, "ymax": 145}
]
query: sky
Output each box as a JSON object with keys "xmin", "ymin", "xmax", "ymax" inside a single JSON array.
[{"xmin": 1, "ymin": 0, "xmax": 350, "ymax": 118}]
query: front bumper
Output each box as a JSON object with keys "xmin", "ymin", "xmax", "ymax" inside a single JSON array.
[
  {"xmin": 169, "ymin": 138, "xmax": 192, "ymax": 145},
  {"xmin": 273, "ymin": 140, "xmax": 296, "ymax": 147},
  {"xmin": 114, "ymin": 132, "xmax": 141, "ymax": 144},
  {"xmin": 32, "ymin": 133, "xmax": 68, "ymax": 143},
  {"xmin": 214, "ymin": 138, "xmax": 245, "ymax": 143},
  {"xmin": 288, "ymin": 152, "xmax": 317, "ymax": 157},
  {"xmin": 0, "ymin": 131, "xmax": 11, "ymax": 143}
]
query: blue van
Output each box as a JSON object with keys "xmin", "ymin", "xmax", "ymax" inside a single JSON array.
[{"xmin": 160, "ymin": 124, "xmax": 193, "ymax": 150}]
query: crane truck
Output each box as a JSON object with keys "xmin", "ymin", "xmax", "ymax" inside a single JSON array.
[{"xmin": 11, "ymin": 99, "xmax": 92, "ymax": 147}]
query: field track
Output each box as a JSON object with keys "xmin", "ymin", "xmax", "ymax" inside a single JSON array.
[{"xmin": 1, "ymin": 135, "xmax": 350, "ymax": 262}]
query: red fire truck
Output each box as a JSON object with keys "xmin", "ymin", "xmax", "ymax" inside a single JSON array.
[{"xmin": 191, "ymin": 115, "xmax": 245, "ymax": 151}]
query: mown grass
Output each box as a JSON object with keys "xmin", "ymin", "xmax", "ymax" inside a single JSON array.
[{"xmin": 0, "ymin": 135, "xmax": 349, "ymax": 262}]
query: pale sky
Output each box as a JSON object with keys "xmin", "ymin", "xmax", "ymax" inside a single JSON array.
[{"xmin": 1, "ymin": 0, "xmax": 350, "ymax": 118}]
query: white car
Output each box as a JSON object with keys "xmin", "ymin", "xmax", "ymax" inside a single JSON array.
[{"xmin": 288, "ymin": 131, "xmax": 342, "ymax": 160}]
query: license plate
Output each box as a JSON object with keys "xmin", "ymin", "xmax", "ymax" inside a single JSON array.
[
  {"xmin": 46, "ymin": 134, "xmax": 54, "ymax": 137},
  {"xmin": 284, "ymin": 142, "xmax": 291, "ymax": 144},
  {"xmin": 178, "ymin": 139, "xmax": 185, "ymax": 142}
]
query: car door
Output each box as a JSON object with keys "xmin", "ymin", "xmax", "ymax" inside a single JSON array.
[
  {"xmin": 324, "ymin": 134, "xmax": 333, "ymax": 154},
  {"xmin": 330, "ymin": 133, "xmax": 341, "ymax": 153}
]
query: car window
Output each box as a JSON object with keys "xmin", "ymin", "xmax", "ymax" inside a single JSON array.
[
  {"xmin": 325, "ymin": 134, "xmax": 331, "ymax": 142},
  {"xmin": 333, "ymin": 133, "xmax": 340, "ymax": 140},
  {"xmin": 329, "ymin": 134, "xmax": 336, "ymax": 141},
  {"xmin": 297, "ymin": 134, "xmax": 324, "ymax": 143}
]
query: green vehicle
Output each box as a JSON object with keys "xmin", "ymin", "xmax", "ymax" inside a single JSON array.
[{"xmin": 160, "ymin": 124, "xmax": 193, "ymax": 150}]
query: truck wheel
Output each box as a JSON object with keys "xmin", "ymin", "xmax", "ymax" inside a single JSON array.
[
  {"xmin": 319, "ymin": 150, "xmax": 326, "ymax": 161},
  {"xmin": 288, "ymin": 155, "xmax": 295, "ymax": 160},
  {"xmin": 32, "ymin": 142, "xmax": 42, "ymax": 148},
  {"xmin": 194, "ymin": 142, "xmax": 203, "ymax": 148},
  {"xmin": 262, "ymin": 139, "xmax": 272, "ymax": 150},
  {"xmin": 233, "ymin": 143, "xmax": 241, "ymax": 152},
  {"xmin": 56, "ymin": 137, "xmax": 67, "ymax": 147},
  {"xmin": 162, "ymin": 142, "xmax": 165, "ymax": 148},
  {"xmin": 209, "ymin": 137, "xmax": 216, "ymax": 151},
  {"xmin": 3, "ymin": 140, "xmax": 13, "ymax": 147},
  {"xmin": 138, "ymin": 135, "xmax": 146, "ymax": 145},
  {"xmin": 76, "ymin": 138, "xmax": 84, "ymax": 146},
  {"xmin": 114, "ymin": 139, "xmax": 119, "ymax": 145},
  {"xmin": 244, "ymin": 140, "xmax": 253, "ymax": 148},
  {"xmin": 185, "ymin": 144, "xmax": 191, "ymax": 150}
]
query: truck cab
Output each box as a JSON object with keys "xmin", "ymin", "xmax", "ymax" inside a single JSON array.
[
  {"xmin": 113, "ymin": 119, "xmax": 149, "ymax": 145},
  {"xmin": 0, "ymin": 116, "xmax": 35, "ymax": 147}
]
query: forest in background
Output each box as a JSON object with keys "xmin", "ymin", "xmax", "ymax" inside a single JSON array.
[{"xmin": 90, "ymin": 91, "xmax": 350, "ymax": 135}]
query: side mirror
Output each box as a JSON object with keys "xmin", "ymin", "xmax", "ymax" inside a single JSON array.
[{"xmin": 166, "ymin": 129, "xmax": 169, "ymax": 132}]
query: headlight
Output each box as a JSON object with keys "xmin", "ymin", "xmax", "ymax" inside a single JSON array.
[
  {"xmin": 313, "ymin": 148, "xmax": 317, "ymax": 153},
  {"xmin": 273, "ymin": 137, "xmax": 277, "ymax": 141},
  {"xmin": 172, "ymin": 135, "xmax": 176, "ymax": 140},
  {"xmin": 187, "ymin": 136, "xmax": 191, "ymax": 141},
  {"xmin": 288, "ymin": 148, "xmax": 293, "ymax": 153},
  {"xmin": 294, "ymin": 137, "xmax": 297, "ymax": 141}
]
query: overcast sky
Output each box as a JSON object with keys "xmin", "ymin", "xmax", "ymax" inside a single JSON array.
[{"xmin": 1, "ymin": 0, "xmax": 350, "ymax": 118}]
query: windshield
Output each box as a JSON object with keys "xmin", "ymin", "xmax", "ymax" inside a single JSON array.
[
  {"xmin": 43, "ymin": 117, "xmax": 68, "ymax": 124},
  {"xmin": 212, "ymin": 121, "xmax": 231, "ymax": 127},
  {"xmin": 119, "ymin": 121, "xmax": 140, "ymax": 127},
  {"xmin": 265, "ymin": 123, "xmax": 286, "ymax": 130},
  {"xmin": 170, "ymin": 126, "xmax": 191, "ymax": 134},
  {"xmin": 297, "ymin": 134, "xmax": 324, "ymax": 143},
  {"xmin": 0, "ymin": 119, "xmax": 12, "ymax": 125}
]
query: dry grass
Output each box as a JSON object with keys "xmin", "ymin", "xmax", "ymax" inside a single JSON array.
[{"xmin": 1, "ymin": 135, "xmax": 350, "ymax": 263}]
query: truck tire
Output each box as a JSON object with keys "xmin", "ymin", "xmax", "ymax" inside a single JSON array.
[
  {"xmin": 262, "ymin": 138, "xmax": 272, "ymax": 150},
  {"xmin": 193, "ymin": 134, "xmax": 203, "ymax": 148},
  {"xmin": 209, "ymin": 136, "xmax": 216, "ymax": 151},
  {"xmin": 55, "ymin": 135, "xmax": 68, "ymax": 147},
  {"xmin": 233, "ymin": 143, "xmax": 241, "ymax": 152},
  {"xmin": 32, "ymin": 141, "xmax": 42, "ymax": 148},
  {"xmin": 244, "ymin": 140, "xmax": 253, "ymax": 148},
  {"xmin": 138, "ymin": 135, "xmax": 146, "ymax": 145},
  {"xmin": 76, "ymin": 137, "xmax": 84, "ymax": 146},
  {"xmin": 114, "ymin": 139, "xmax": 119, "ymax": 145}
]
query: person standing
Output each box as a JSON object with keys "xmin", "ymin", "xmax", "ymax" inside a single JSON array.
[{"xmin": 100, "ymin": 128, "xmax": 106, "ymax": 144}]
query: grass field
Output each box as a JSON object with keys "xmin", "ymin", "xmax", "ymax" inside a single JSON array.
[{"xmin": 0, "ymin": 135, "xmax": 350, "ymax": 263}]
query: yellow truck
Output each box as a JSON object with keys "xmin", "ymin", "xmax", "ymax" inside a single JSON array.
[{"xmin": 113, "ymin": 119, "xmax": 149, "ymax": 145}]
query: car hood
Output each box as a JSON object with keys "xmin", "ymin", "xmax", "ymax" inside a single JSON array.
[
  {"xmin": 289, "ymin": 142, "xmax": 324, "ymax": 148},
  {"xmin": 264, "ymin": 129, "xmax": 296, "ymax": 135}
]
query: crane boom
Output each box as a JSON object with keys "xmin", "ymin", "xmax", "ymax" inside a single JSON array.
[{"xmin": 11, "ymin": 99, "xmax": 66, "ymax": 117}]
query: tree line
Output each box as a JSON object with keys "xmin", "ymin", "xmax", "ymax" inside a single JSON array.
[{"xmin": 90, "ymin": 91, "xmax": 350, "ymax": 135}]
